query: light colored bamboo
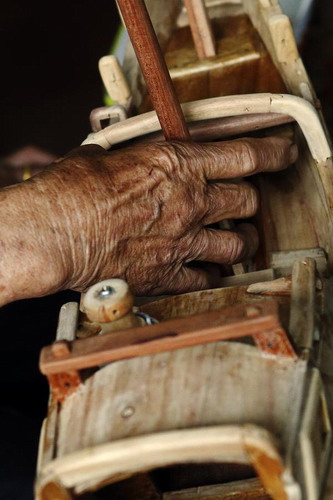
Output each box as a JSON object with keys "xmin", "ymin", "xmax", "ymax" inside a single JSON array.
[{"xmin": 183, "ymin": 0, "xmax": 216, "ymax": 59}]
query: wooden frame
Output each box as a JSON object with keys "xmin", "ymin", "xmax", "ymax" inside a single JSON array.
[
  {"xmin": 39, "ymin": 299, "xmax": 296, "ymax": 402},
  {"xmin": 36, "ymin": 424, "xmax": 300, "ymax": 500}
]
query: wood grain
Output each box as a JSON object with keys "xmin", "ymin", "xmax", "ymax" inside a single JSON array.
[
  {"xmin": 39, "ymin": 426, "xmax": 290, "ymax": 497},
  {"xmin": 183, "ymin": 0, "xmax": 216, "ymax": 59},
  {"xmin": 163, "ymin": 477, "xmax": 270, "ymax": 499},
  {"xmin": 116, "ymin": 0, "xmax": 190, "ymax": 141},
  {"xmin": 289, "ymin": 258, "xmax": 316, "ymax": 354},
  {"xmin": 40, "ymin": 300, "xmax": 296, "ymax": 381}
]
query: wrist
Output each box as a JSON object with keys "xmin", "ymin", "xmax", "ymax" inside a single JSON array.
[{"xmin": 0, "ymin": 182, "xmax": 69, "ymax": 305}]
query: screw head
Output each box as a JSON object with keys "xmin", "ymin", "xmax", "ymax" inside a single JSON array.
[{"xmin": 96, "ymin": 285, "xmax": 115, "ymax": 299}]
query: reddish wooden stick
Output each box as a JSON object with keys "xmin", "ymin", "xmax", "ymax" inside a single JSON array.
[
  {"xmin": 183, "ymin": 0, "xmax": 216, "ymax": 59},
  {"xmin": 117, "ymin": 0, "xmax": 190, "ymax": 141}
]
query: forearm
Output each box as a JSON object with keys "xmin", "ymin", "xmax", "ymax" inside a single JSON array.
[{"xmin": 0, "ymin": 183, "xmax": 68, "ymax": 306}]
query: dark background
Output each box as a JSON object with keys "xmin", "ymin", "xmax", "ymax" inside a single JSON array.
[
  {"xmin": 0, "ymin": 2, "xmax": 120, "ymax": 499},
  {"xmin": 0, "ymin": 1, "xmax": 333, "ymax": 499},
  {"xmin": 0, "ymin": 1, "xmax": 120, "ymax": 157}
]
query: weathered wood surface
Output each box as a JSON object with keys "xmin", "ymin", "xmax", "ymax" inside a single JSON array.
[
  {"xmin": 183, "ymin": 0, "xmax": 216, "ymax": 59},
  {"xmin": 139, "ymin": 285, "xmax": 289, "ymax": 323},
  {"xmin": 257, "ymin": 133, "xmax": 333, "ymax": 260},
  {"xmin": 268, "ymin": 247, "xmax": 327, "ymax": 276},
  {"xmin": 247, "ymin": 276, "xmax": 291, "ymax": 296},
  {"xmin": 37, "ymin": 303, "xmax": 79, "ymax": 472},
  {"xmin": 54, "ymin": 341, "xmax": 305, "ymax": 458},
  {"xmin": 40, "ymin": 300, "xmax": 296, "ymax": 383},
  {"xmin": 289, "ymin": 258, "xmax": 316, "ymax": 353},
  {"xmin": 140, "ymin": 14, "xmax": 285, "ymax": 112},
  {"xmin": 39, "ymin": 425, "xmax": 293, "ymax": 499},
  {"xmin": 242, "ymin": 0, "xmax": 315, "ymax": 102},
  {"xmin": 163, "ymin": 477, "xmax": 270, "ymax": 499}
]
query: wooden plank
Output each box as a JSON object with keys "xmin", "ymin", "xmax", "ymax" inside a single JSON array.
[
  {"xmin": 183, "ymin": 0, "xmax": 216, "ymax": 59},
  {"xmin": 269, "ymin": 248, "xmax": 327, "ymax": 276},
  {"xmin": 160, "ymin": 13, "xmax": 286, "ymax": 108},
  {"xmin": 289, "ymin": 258, "xmax": 316, "ymax": 353},
  {"xmin": 56, "ymin": 342, "xmax": 305, "ymax": 458},
  {"xmin": 163, "ymin": 477, "xmax": 270, "ymax": 499},
  {"xmin": 116, "ymin": 0, "xmax": 190, "ymax": 141},
  {"xmin": 40, "ymin": 300, "xmax": 296, "ymax": 379},
  {"xmin": 56, "ymin": 302, "xmax": 79, "ymax": 341},
  {"xmin": 138, "ymin": 286, "xmax": 289, "ymax": 323},
  {"xmin": 37, "ymin": 302, "xmax": 79, "ymax": 469}
]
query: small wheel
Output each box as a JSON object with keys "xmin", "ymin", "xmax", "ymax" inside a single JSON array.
[{"xmin": 83, "ymin": 279, "xmax": 134, "ymax": 323}]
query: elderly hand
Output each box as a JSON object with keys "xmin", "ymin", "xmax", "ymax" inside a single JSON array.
[{"xmin": 0, "ymin": 137, "xmax": 297, "ymax": 304}]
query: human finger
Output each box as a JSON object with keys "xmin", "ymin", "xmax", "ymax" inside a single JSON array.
[
  {"xmin": 161, "ymin": 266, "xmax": 220, "ymax": 294},
  {"xmin": 203, "ymin": 181, "xmax": 259, "ymax": 225},
  {"xmin": 189, "ymin": 224, "xmax": 259, "ymax": 265},
  {"xmin": 172, "ymin": 136, "xmax": 298, "ymax": 179}
]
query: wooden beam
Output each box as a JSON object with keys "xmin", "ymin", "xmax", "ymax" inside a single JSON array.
[
  {"xmin": 116, "ymin": 0, "xmax": 190, "ymax": 141},
  {"xmin": 40, "ymin": 300, "xmax": 296, "ymax": 379},
  {"xmin": 289, "ymin": 258, "xmax": 316, "ymax": 355},
  {"xmin": 163, "ymin": 477, "xmax": 270, "ymax": 499},
  {"xmin": 183, "ymin": 0, "xmax": 216, "ymax": 59}
]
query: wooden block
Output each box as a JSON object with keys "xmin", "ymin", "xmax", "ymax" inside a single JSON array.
[
  {"xmin": 269, "ymin": 248, "xmax": 327, "ymax": 277},
  {"xmin": 247, "ymin": 276, "xmax": 291, "ymax": 296},
  {"xmin": 140, "ymin": 15, "xmax": 285, "ymax": 112},
  {"xmin": 56, "ymin": 302, "xmax": 79, "ymax": 341},
  {"xmin": 289, "ymin": 258, "xmax": 316, "ymax": 354}
]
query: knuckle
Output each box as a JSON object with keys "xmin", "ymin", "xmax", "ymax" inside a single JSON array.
[
  {"xmin": 226, "ymin": 233, "xmax": 246, "ymax": 263},
  {"xmin": 145, "ymin": 142, "xmax": 185, "ymax": 173},
  {"xmin": 242, "ymin": 182, "xmax": 259, "ymax": 216},
  {"xmin": 240, "ymin": 140, "xmax": 259, "ymax": 174}
]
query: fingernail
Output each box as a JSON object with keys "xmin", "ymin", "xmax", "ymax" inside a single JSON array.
[{"xmin": 289, "ymin": 144, "xmax": 298, "ymax": 164}]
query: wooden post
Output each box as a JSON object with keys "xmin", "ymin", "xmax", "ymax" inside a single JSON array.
[
  {"xmin": 116, "ymin": 0, "xmax": 190, "ymax": 141},
  {"xmin": 183, "ymin": 0, "xmax": 216, "ymax": 59}
]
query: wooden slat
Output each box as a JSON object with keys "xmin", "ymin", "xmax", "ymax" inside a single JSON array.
[
  {"xmin": 183, "ymin": 0, "xmax": 216, "ymax": 59},
  {"xmin": 56, "ymin": 302, "xmax": 79, "ymax": 341},
  {"xmin": 37, "ymin": 302, "xmax": 79, "ymax": 469},
  {"xmin": 56, "ymin": 341, "xmax": 305, "ymax": 458},
  {"xmin": 138, "ymin": 286, "xmax": 289, "ymax": 323},
  {"xmin": 219, "ymin": 269, "xmax": 275, "ymax": 289},
  {"xmin": 40, "ymin": 300, "xmax": 296, "ymax": 379},
  {"xmin": 289, "ymin": 258, "xmax": 316, "ymax": 354},
  {"xmin": 163, "ymin": 477, "xmax": 270, "ymax": 499},
  {"xmin": 269, "ymin": 248, "xmax": 327, "ymax": 277}
]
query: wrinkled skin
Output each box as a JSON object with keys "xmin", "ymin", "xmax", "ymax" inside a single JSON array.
[{"xmin": 0, "ymin": 137, "xmax": 297, "ymax": 305}]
